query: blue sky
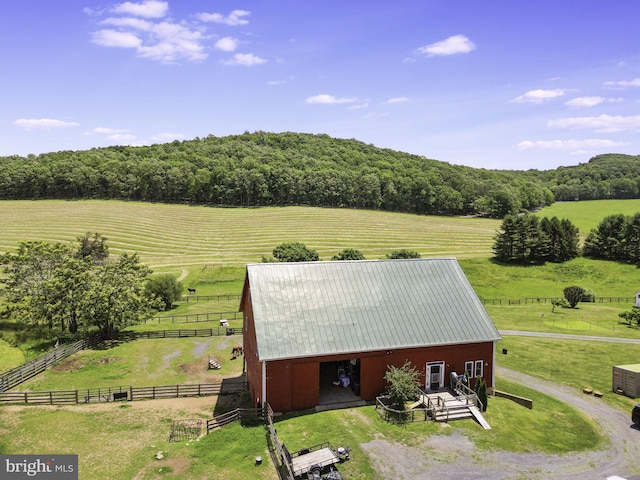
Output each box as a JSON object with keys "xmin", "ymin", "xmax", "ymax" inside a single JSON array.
[{"xmin": 1, "ymin": 1, "xmax": 639, "ymax": 170}]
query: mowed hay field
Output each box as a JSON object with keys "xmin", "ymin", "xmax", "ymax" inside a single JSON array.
[{"xmin": 0, "ymin": 200, "xmax": 500, "ymax": 270}]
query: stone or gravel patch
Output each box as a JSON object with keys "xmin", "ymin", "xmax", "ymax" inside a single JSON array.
[{"xmin": 360, "ymin": 367, "xmax": 640, "ymax": 479}]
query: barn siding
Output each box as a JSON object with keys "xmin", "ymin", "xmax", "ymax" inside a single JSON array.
[
  {"xmin": 260, "ymin": 342, "xmax": 495, "ymax": 413},
  {"xmin": 240, "ymin": 285, "xmax": 263, "ymax": 407}
]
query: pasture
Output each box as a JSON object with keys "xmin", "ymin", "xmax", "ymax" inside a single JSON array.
[
  {"xmin": 2, "ymin": 199, "xmax": 640, "ymax": 479},
  {"xmin": 536, "ymin": 199, "xmax": 640, "ymax": 235},
  {"xmin": 0, "ymin": 200, "xmax": 500, "ymax": 270}
]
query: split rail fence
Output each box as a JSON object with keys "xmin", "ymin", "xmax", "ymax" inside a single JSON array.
[
  {"xmin": 0, "ymin": 381, "xmax": 247, "ymax": 406},
  {"xmin": 480, "ymin": 296, "xmax": 635, "ymax": 305},
  {"xmin": 205, "ymin": 407, "xmax": 265, "ymax": 433},
  {"xmin": 0, "ymin": 327, "xmax": 243, "ymax": 393}
]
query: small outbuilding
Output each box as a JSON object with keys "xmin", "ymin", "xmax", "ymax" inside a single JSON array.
[
  {"xmin": 240, "ymin": 258, "xmax": 502, "ymax": 413},
  {"xmin": 612, "ymin": 364, "xmax": 640, "ymax": 398}
]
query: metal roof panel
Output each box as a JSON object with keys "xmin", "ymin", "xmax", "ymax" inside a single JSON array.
[{"xmin": 246, "ymin": 258, "xmax": 501, "ymax": 361}]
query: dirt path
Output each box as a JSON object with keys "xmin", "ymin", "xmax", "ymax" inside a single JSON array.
[{"xmin": 361, "ymin": 367, "xmax": 640, "ymax": 479}]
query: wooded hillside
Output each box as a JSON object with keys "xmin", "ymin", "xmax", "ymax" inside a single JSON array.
[{"xmin": 1, "ymin": 131, "xmax": 638, "ymax": 217}]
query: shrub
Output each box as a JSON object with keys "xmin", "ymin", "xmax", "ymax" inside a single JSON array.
[
  {"xmin": 563, "ymin": 286, "xmax": 586, "ymax": 308},
  {"xmin": 383, "ymin": 361, "xmax": 421, "ymax": 409}
]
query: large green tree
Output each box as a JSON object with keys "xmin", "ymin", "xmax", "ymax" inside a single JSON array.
[
  {"xmin": 331, "ymin": 248, "xmax": 366, "ymax": 261},
  {"xmin": 80, "ymin": 252, "xmax": 153, "ymax": 337},
  {"xmin": 264, "ymin": 242, "xmax": 319, "ymax": 262},
  {"xmin": 145, "ymin": 274, "xmax": 183, "ymax": 310},
  {"xmin": 0, "ymin": 236, "xmax": 154, "ymax": 336}
]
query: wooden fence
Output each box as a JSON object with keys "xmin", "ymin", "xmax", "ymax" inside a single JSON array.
[
  {"xmin": 0, "ymin": 336, "xmax": 99, "ymax": 393},
  {"xmin": 146, "ymin": 311, "xmax": 242, "ymax": 324},
  {"xmin": 182, "ymin": 294, "xmax": 241, "ymax": 303},
  {"xmin": 265, "ymin": 403, "xmax": 296, "ymax": 480},
  {"xmin": 480, "ymin": 296, "xmax": 635, "ymax": 305},
  {"xmin": 113, "ymin": 327, "xmax": 242, "ymax": 341},
  {"xmin": 0, "ymin": 381, "xmax": 247, "ymax": 406},
  {"xmin": 206, "ymin": 407, "xmax": 265, "ymax": 433},
  {"xmin": 0, "ymin": 328, "xmax": 243, "ymax": 393}
]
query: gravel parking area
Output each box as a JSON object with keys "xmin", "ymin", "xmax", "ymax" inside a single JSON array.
[{"xmin": 361, "ymin": 367, "xmax": 640, "ymax": 480}]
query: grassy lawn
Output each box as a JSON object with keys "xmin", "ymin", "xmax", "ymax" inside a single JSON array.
[
  {"xmin": 0, "ymin": 338, "xmax": 24, "ymax": 372},
  {"xmin": 536, "ymin": 199, "xmax": 640, "ymax": 235},
  {"xmin": 12, "ymin": 335, "xmax": 245, "ymax": 393},
  {"xmin": 2, "ymin": 199, "xmax": 640, "ymax": 478},
  {"xmin": 486, "ymin": 302, "xmax": 635, "ymax": 337},
  {"xmin": 496, "ymin": 335, "xmax": 640, "ymax": 413},
  {"xmin": 460, "ymin": 256, "xmax": 640, "ymax": 300},
  {"xmin": 0, "ymin": 399, "xmax": 280, "ymax": 480}
]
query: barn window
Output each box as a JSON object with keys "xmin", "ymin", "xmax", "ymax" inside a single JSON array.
[
  {"xmin": 464, "ymin": 361, "xmax": 473, "ymax": 376},
  {"xmin": 465, "ymin": 360, "xmax": 484, "ymax": 378},
  {"xmin": 474, "ymin": 360, "xmax": 483, "ymax": 378}
]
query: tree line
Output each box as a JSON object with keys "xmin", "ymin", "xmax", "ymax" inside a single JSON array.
[
  {"xmin": 493, "ymin": 213, "xmax": 580, "ymax": 264},
  {"xmin": 494, "ymin": 211, "xmax": 640, "ymax": 267},
  {"xmin": 6, "ymin": 131, "xmax": 638, "ymax": 218}
]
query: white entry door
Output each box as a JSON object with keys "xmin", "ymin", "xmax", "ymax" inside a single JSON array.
[{"xmin": 426, "ymin": 361, "xmax": 445, "ymax": 391}]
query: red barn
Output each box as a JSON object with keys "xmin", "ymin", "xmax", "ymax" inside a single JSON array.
[{"xmin": 239, "ymin": 258, "xmax": 501, "ymax": 413}]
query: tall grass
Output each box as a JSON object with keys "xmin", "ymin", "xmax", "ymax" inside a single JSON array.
[{"xmin": 0, "ymin": 200, "xmax": 500, "ymax": 270}]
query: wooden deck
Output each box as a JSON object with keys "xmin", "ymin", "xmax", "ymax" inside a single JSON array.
[{"xmin": 423, "ymin": 390, "xmax": 491, "ymax": 429}]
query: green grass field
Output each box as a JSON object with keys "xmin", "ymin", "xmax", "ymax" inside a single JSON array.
[
  {"xmin": 2, "ymin": 199, "xmax": 640, "ymax": 479},
  {"xmin": 0, "ymin": 200, "xmax": 500, "ymax": 270},
  {"xmin": 536, "ymin": 199, "xmax": 640, "ymax": 235}
]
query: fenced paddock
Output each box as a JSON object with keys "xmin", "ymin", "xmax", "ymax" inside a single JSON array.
[
  {"xmin": 0, "ymin": 381, "xmax": 247, "ymax": 406},
  {"xmin": 0, "ymin": 328, "xmax": 243, "ymax": 393},
  {"xmin": 0, "ymin": 336, "xmax": 98, "ymax": 392}
]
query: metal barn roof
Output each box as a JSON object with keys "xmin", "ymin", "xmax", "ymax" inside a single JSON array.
[{"xmin": 244, "ymin": 258, "xmax": 501, "ymax": 362}]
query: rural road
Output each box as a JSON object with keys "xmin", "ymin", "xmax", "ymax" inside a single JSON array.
[{"xmin": 362, "ymin": 331, "xmax": 640, "ymax": 479}]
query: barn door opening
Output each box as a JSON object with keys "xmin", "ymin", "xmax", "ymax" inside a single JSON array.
[
  {"xmin": 318, "ymin": 360, "xmax": 361, "ymax": 405},
  {"xmin": 426, "ymin": 361, "xmax": 445, "ymax": 391}
]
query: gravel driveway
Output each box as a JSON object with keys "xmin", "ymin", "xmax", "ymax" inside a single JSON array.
[{"xmin": 361, "ymin": 362, "xmax": 640, "ymax": 479}]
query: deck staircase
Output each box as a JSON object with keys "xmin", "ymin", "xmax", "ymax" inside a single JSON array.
[{"xmin": 426, "ymin": 391, "xmax": 491, "ymax": 429}]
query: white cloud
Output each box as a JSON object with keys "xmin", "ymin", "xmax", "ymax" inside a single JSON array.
[
  {"xmin": 347, "ymin": 102, "xmax": 369, "ymax": 110},
  {"xmin": 565, "ymin": 96, "xmax": 623, "ymax": 108},
  {"xmin": 102, "ymin": 17, "xmax": 153, "ymax": 31},
  {"xmin": 565, "ymin": 96, "xmax": 605, "ymax": 108},
  {"xmin": 416, "ymin": 34, "xmax": 476, "ymax": 56},
  {"xmin": 150, "ymin": 132, "xmax": 185, "ymax": 142},
  {"xmin": 215, "ymin": 37, "xmax": 238, "ymax": 52},
  {"xmin": 268, "ymin": 76, "xmax": 295, "ymax": 86},
  {"xmin": 112, "ymin": 1, "xmax": 168, "ymax": 18},
  {"xmin": 196, "ymin": 10, "xmax": 250, "ymax": 26},
  {"xmin": 306, "ymin": 94, "xmax": 357, "ymax": 105},
  {"xmin": 385, "ymin": 97, "xmax": 409, "ymax": 104},
  {"xmin": 548, "ymin": 114, "xmax": 640, "ymax": 132},
  {"xmin": 14, "ymin": 118, "xmax": 80, "ymax": 131},
  {"xmin": 91, "ymin": 20, "xmax": 206, "ymax": 62},
  {"xmin": 222, "ymin": 53, "xmax": 267, "ymax": 66},
  {"xmin": 91, "ymin": 29, "xmax": 142, "ymax": 48},
  {"xmin": 516, "ymin": 138, "xmax": 628, "ymax": 151},
  {"xmin": 84, "ymin": 127, "xmax": 130, "ymax": 135},
  {"xmin": 108, "ymin": 133, "xmax": 137, "ymax": 142},
  {"xmin": 88, "ymin": 6, "xmax": 254, "ymax": 63},
  {"xmin": 511, "ymin": 89, "xmax": 565, "ymax": 104},
  {"xmin": 604, "ymin": 77, "xmax": 640, "ymax": 87}
]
